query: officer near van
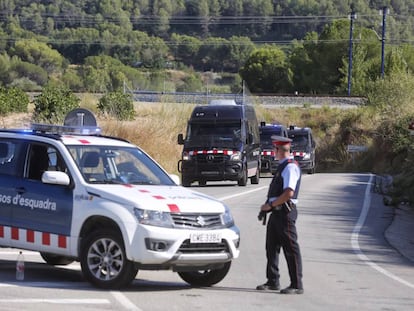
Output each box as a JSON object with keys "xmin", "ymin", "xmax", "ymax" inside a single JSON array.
[{"xmin": 256, "ymin": 135, "xmax": 304, "ymax": 294}]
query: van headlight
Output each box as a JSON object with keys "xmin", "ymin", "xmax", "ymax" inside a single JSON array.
[
  {"xmin": 230, "ymin": 151, "xmax": 242, "ymax": 161},
  {"xmin": 182, "ymin": 151, "xmax": 192, "ymax": 161},
  {"xmin": 134, "ymin": 208, "xmax": 174, "ymax": 228},
  {"xmin": 302, "ymin": 153, "xmax": 310, "ymax": 160},
  {"xmin": 221, "ymin": 205, "xmax": 235, "ymax": 227}
]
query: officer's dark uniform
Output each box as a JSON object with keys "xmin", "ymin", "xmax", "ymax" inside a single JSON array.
[
  {"xmin": 266, "ymin": 159, "xmax": 303, "ymax": 291},
  {"xmin": 257, "ymin": 136, "xmax": 303, "ymax": 294}
]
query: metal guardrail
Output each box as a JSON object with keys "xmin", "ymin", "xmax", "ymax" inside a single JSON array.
[{"xmin": 129, "ymin": 91, "xmax": 364, "ymax": 107}]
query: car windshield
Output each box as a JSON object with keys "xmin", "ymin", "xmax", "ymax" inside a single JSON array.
[
  {"xmin": 185, "ymin": 122, "xmax": 241, "ymax": 148},
  {"xmin": 67, "ymin": 145, "xmax": 175, "ymax": 185}
]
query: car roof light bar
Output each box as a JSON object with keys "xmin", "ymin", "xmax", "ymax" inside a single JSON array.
[{"xmin": 31, "ymin": 123, "xmax": 102, "ymax": 135}]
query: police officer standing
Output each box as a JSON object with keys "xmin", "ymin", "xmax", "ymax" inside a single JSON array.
[{"xmin": 256, "ymin": 135, "xmax": 304, "ymax": 294}]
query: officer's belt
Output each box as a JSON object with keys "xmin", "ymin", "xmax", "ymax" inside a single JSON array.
[{"xmin": 273, "ymin": 202, "xmax": 296, "ymax": 211}]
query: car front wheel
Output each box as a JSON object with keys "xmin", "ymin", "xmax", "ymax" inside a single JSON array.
[
  {"xmin": 80, "ymin": 229, "xmax": 138, "ymax": 289},
  {"xmin": 177, "ymin": 262, "xmax": 231, "ymax": 287}
]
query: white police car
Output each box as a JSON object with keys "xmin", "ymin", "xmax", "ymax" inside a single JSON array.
[{"xmin": 0, "ymin": 109, "xmax": 240, "ymax": 289}]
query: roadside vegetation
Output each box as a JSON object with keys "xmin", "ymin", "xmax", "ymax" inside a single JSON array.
[
  {"xmin": 0, "ymin": 2, "xmax": 413, "ymax": 207},
  {"xmin": 4, "ymin": 72, "xmax": 412, "ymax": 207}
]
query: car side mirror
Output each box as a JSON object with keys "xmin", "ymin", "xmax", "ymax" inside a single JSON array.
[{"xmin": 41, "ymin": 171, "xmax": 70, "ymax": 186}]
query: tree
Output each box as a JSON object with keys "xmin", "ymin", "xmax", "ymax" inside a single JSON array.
[
  {"xmin": 196, "ymin": 37, "xmax": 229, "ymax": 71},
  {"xmin": 170, "ymin": 33, "xmax": 201, "ymax": 66},
  {"xmin": 227, "ymin": 36, "xmax": 255, "ymax": 72},
  {"xmin": 240, "ymin": 46, "xmax": 293, "ymax": 93},
  {"xmin": 12, "ymin": 39, "xmax": 65, "ymax": 73}
]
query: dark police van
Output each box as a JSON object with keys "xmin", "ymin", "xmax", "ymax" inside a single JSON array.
[
  {"xmin": 177, "ymin": 99, "xmax": 261, "ymax": 187},
  {"xmin": 288, "ymin": 125, "xmax": 316, "ymax": 174},
  {"xmin": 259, "ymin": 122, "xmax": 288, "ymax": 175}
]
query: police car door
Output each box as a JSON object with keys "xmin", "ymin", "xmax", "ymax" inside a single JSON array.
[
  {"xmin": 10, "ymin": 142, "xmax": 73, "ymax": 253},
  {"xmin": 0, "ymin": 139, "xmax": 25, "ymax": 247}
]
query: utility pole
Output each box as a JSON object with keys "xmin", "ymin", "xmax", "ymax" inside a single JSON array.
[
  {"xmin": 380, "ymin": 6, "xmax": 388, "ymax": 78},
  {"xmin": 347, "ymin": 7, "xmax": 356, "ymax": 96}
]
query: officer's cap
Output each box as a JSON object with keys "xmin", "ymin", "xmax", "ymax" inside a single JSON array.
[{"xmin": 271, "ymin": 135, "xmax": 292, "ymax": 146}]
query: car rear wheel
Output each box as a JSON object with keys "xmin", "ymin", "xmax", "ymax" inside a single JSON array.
[
  {"xmin": 80, "ymin": 229, "xmax": 138, "ymax": 289},
  {"xmin": 178, "ymin": 262, "xmax": 231, "ymax": 287}
]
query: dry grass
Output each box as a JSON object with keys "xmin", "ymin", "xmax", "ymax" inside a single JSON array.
[
  {"xmin": 101, "ymin": 102, "xmax": 195, "ymax": 174},
  {"xmin": 0, "ymin": 102, "xmax": 383, "ymax": 175},
  {"xmin": 1, "ymin": 103, "xmax": 349, "ymax": 175}
]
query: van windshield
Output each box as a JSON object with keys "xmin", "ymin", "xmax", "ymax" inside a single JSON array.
[
  {"xmin": 260, "ymin": 130, "xmax": 282, "ymax": 149},
  {"xmin": 186, "ymin": 122, "xmax": 242, "ymax": 148},
  {"xmin": 289, "ymin": 133, "xmax": 309, "ymax": 150}
]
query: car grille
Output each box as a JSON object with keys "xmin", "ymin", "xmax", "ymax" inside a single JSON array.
[
  {"xmin": 196, "ymin": 154, "xmax": 227, "ymax": 164},
  {"xmin": 178, "ymin": 239, "xmax": 229, "ymax": 253},
  {"xmin": 171, "ymin": 213, "xmax": 223, "ymax": 229}
]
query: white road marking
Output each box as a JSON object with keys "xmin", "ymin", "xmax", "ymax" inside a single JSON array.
[
  {"xmin": 0, "ymin": 298, "xmax": 109, "ymax": 304},
  {"xmin": 111, "ymin": 291, "xmax": 142, "ymax": 311},
  {"xmin": 351, "ymin": 173, "xmax": 414, "ymax": 289},
  {"xmin": 218, "ymin": 186, "xmax": 268, "ymax": 201}
]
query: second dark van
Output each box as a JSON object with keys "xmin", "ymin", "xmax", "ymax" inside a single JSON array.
[
  {"xmin": 259, "ymin": 122, "xmax": 288, "ymax": 175},
  {"xmin": 288, "ymin": 125, "xmax": 316, "ymax": 174}
]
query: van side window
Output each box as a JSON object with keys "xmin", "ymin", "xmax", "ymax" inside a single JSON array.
[{"xmin": 0, "ymin": 139, "xmax": 24, "ymax": 177}]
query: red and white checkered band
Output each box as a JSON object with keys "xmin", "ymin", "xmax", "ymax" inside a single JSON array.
[
  {"xmin": 188, "ymin": 149, "xmax": 237, "ymax": 155},
  {"xmin": 293, "ymin": 151, "xmax": 306, "ymax": 157},
  {"xmin": 0, "ymin": 225, "xmax": 68, "ymax": 249},
  {"xmin": 261, "ymin": 150, "xmax": 275, "ymax": 156}
]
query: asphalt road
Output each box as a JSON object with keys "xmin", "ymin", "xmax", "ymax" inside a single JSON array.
[{"xmin": 0, "ymin": 173, "xmax": 413, "ymax": 311}]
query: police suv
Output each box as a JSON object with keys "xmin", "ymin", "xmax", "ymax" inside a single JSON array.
[{"xmin": 0, "ymin": 109, "xmax": 240, "ymax": 289}]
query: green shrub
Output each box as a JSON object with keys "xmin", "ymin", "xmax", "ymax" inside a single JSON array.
[
  {"xmin": 0, "ymin": 86, "xmax": 29, "ymax": 115},
  {"xmin": 97, "ymin": 90, "xmax": 135, "ymax": 120},
  {"xmin": 33, "ymin": 83, "xmax": 80, "ymax": 123}
]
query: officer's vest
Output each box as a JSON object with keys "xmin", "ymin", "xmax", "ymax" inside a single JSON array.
[{"xmin": 267, "ymin": 159, "xmax": 301, "ymax": 200}]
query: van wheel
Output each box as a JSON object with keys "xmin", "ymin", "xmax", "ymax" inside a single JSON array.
[
  {"xmin": 178, "ymin": 262, "xmax": 231, "ymax": 287},
  {"xmin": 182, "ymin": 176, "xmax": 191, "ymax": 187},
  {"xmin": 250, "ymin": 165, "xmax": 260, "ymax": 184},
  {"xmin": 80, "ymin": 229, "xmax": 138, "ymax": 289},
  {"xmin": 40, "ymin": 252, "xmax": 74, "ymax": 265},
  {"xmin": 198, "ymin": 180, "xmax": 207, "ymax": 186},
  {"xmin": 308, "ymin": 160, "xmax": 316, "ymax": 174},
  {"xmin": 237, "ymin": 167, "xmax": 247, "ymax": 186}
]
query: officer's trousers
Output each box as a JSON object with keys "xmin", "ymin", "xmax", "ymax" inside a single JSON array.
[{"xmin": 265, "ymin": 207, "xmax": 303, "ymax": 289}]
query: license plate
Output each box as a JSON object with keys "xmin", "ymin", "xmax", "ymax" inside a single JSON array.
[{"xmin": 190, "ymin": 232, "xmax": 222, "ymax": 243}]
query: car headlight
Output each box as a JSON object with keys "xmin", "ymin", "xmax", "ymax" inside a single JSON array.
[
  {"xmin": 134, "ymin": 208, "xmax": 174, "ymax": 228},
  {"xmin": 302, "ymin": 153, "xmax": 310, "ymax": 160},
  {"xmin": 220, "ymin": 205, "xmax": 235, "ymax": 227},
  {"xmin": 230, "ymin": 151, "xmax": 242, "ymax": 161}
]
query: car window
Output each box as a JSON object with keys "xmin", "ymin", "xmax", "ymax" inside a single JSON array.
[
  {"xmin": 26, "ymin": 143, "xmax": 68, "ymax": 181},
  {"xmin": 0, "ymin": 139, "xmax": 25, "ymax": 177}
]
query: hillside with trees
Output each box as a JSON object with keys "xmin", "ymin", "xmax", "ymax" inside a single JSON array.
[{"xmin": 0, "ymin": 0, "xmax": 413, "ymax": 95}]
